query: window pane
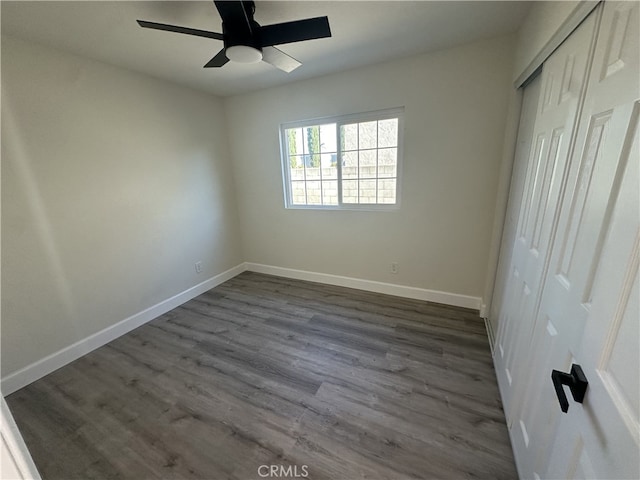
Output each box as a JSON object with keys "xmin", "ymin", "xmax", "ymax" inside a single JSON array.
[
  {"xmin": 322, "ymin": 181, "xmax": 338, "ymax": 205},
  {"xmin": 378, "ymin": 147, "xmax": 397, "ymax": 165},
  {"xmin": 342, "ymin": 180, "xmax": 358, "ymax": 203},
  {"xmin": 290, "ymin": 162, "xmax": 305, "ymax": 181},
  {"xmin": 358, "ymin": 121, "xmax": 377, "ymax": 149},
  {"xmin": 306, "ymin": 166, "xmax": 321, "ymax": 180},
  {"xmin": 378, "ymin": 179, "xmax": 396, "ymax": 203},
  {"xmin": 359, "ymin": 150, "xmax": 376, "ymax": 179},
  {"xmin": 378, "ymin": 119, "xmax": 398, "ymax": 148},
  {"xmin": 341, "ymin": 124, "xmax": 358, "ymax": 151},
  {"xmin": 286, "ymin": 128, "xmax": 303, "ymax": 156},
  {"xmin": 303, "ymin": 126, "xmax": 321, "ymax": 167},
  {"xmin": 320, "ymin": 123, "xmax": 337, "ymax": 154},
  {"xmin": 378, "ymin": 148, "xmax": 397, "ymax": 177},
  {"xmin": 322, "ymin": 165, "xmax": 337, "ymax": 180},
  {"xmin": 306, "ymin": 181, "xmax": 322, "ymax": 205},
  {"xmin": 342, "ymin": 151, "xmax": 358, "ymax": 179},
  {"xmin": 291, "ymin": 181, "xmax": 307, "ymax": 204},
  {"xmin": 359, "ymin": 179, "xmax": 377, "ymax": 203},
  {"xmin": 378, "ymin": 165, "xmax": 397, "ymax": 178}
]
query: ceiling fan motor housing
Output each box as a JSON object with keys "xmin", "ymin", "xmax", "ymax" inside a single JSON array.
[{"xmin": 222, "ymin": 19, "xmax": 262, "ymax": 52}]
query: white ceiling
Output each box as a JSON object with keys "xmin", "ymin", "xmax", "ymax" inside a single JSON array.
[{"xmin": 1, "ymin": 1, "xmax": 531, "ymax": 97}]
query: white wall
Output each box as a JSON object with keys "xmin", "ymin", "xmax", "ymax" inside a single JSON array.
[
  {"xmin": 224, "ymin": 35, "xmax": 515, "ymax": 299},
  {"xmin": 1, "ymin": 36, "xmax": 243, "ymax": 377}
]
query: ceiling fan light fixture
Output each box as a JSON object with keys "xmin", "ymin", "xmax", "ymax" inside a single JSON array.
[{"xmin": 226, "ymin": 45, "xmax": 263, "ymax": 63}]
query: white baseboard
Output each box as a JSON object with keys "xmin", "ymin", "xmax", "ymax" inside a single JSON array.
[
  {"xmin": 244, "ymin": 263, "xmax": 482, "ymax": 311},
  {"xmin": 1, "ymin": 263, "xmax": 246, "ymax": 396},
  {"xmin": 1, "ymin": 398, "xmax": 41, "ymax": 479}
]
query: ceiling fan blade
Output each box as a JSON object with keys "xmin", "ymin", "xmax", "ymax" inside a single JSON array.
[
  {"xmin": 262, "ymin": 47, "xmax": 302, "ymax": 73},
  {"xmin": 259, "ymin": 17, "xmax": 331, "ymax": 47},
  {"xmin": 137, "ymin": 20, "xmax": 223, "ymax": 41},
  {"xmin": 204, "ymin": 49, "xmax": 229, "ymax": 68}
]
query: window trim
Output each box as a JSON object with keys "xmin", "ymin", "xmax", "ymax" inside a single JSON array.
[{"xmin": 279, "ymin": 107, "xmax": 404, "ymax": 211}]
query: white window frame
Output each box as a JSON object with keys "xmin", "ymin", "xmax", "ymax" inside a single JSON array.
[{"xmin": 279, "ymin": 107, "xmax": 404, "ymax": 210}]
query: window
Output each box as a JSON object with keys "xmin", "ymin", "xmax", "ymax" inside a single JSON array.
[{"xmin": 280, "ymin": 107, "xmax": 403, "ymax": 209}]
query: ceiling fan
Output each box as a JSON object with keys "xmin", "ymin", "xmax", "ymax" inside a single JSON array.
[{"xmin": 137, "ymin": 1, "xmax": 331, "ymax": 73}]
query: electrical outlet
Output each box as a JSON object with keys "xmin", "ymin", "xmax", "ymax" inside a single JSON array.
[
  {"xmin": 391, "ymin": 262, "xmax": 398, "ymax": 274},
  {"xmin": 195, "ymin": 261, "xmax": 203, "ymax": 274}
]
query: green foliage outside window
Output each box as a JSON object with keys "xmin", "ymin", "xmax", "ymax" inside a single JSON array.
[
  {"xmin": 287, "ymin": 129, "xmax": 298, "ymax": 168},
  {"xmin": 306, "ymin": 126, "xmax": 320, "ymax": 167}
]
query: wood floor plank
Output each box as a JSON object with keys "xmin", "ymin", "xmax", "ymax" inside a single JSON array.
[{"xmin": 6, "ymin": 271, "xmax": 516, "ymax": 479}]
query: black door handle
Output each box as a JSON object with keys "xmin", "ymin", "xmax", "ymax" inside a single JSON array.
[{"xmin": 552, "ymin": 364, "xmax": 588, "ymax": 413}]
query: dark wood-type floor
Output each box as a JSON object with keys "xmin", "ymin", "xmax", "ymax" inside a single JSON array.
[{"xmin": 7, "ymin": 272, "xmax": 517, "ymax": 480}]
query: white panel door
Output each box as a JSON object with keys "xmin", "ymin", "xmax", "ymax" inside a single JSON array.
[
  {"xmin": 541, "ymin": 2, "xmax": 640, "ymax": 478},
  {"xmin": 494, "ymin": 11, "xmax": 598, "ymax": 423},
  {"xmin": 490, "ymin": 73, "xmax": 541, "ymax": 347},
  {"xmin": 494, "ymin": 2, "xmax": 640, "ymax": 478},
  {"xmin": 497, "ymin": 1, "xmax": 639, "ymax": 478}
]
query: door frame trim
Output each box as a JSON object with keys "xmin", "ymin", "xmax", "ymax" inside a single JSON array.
[{"xmin": 515, "ymin": 1, "xmax": 601, "ymax": 88}]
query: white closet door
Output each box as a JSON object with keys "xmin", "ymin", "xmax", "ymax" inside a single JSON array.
[
  {"xmin": 490, "ymin": 72, "xmax": 541, "ymax": 350},
  {"xmin": 494, "ymin": 11, "xmax": 598, "ymax": 423},
  {"xmin": 500, "ymin": 10, "xmax": 601, "ymax": 477},
  {"xmin": 493, "ymin": 2, "xmax": 639, "ymax": 478},
  {"xmin": 541, "ymin": 2, "xmax": 639, "ymax": 478}
]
